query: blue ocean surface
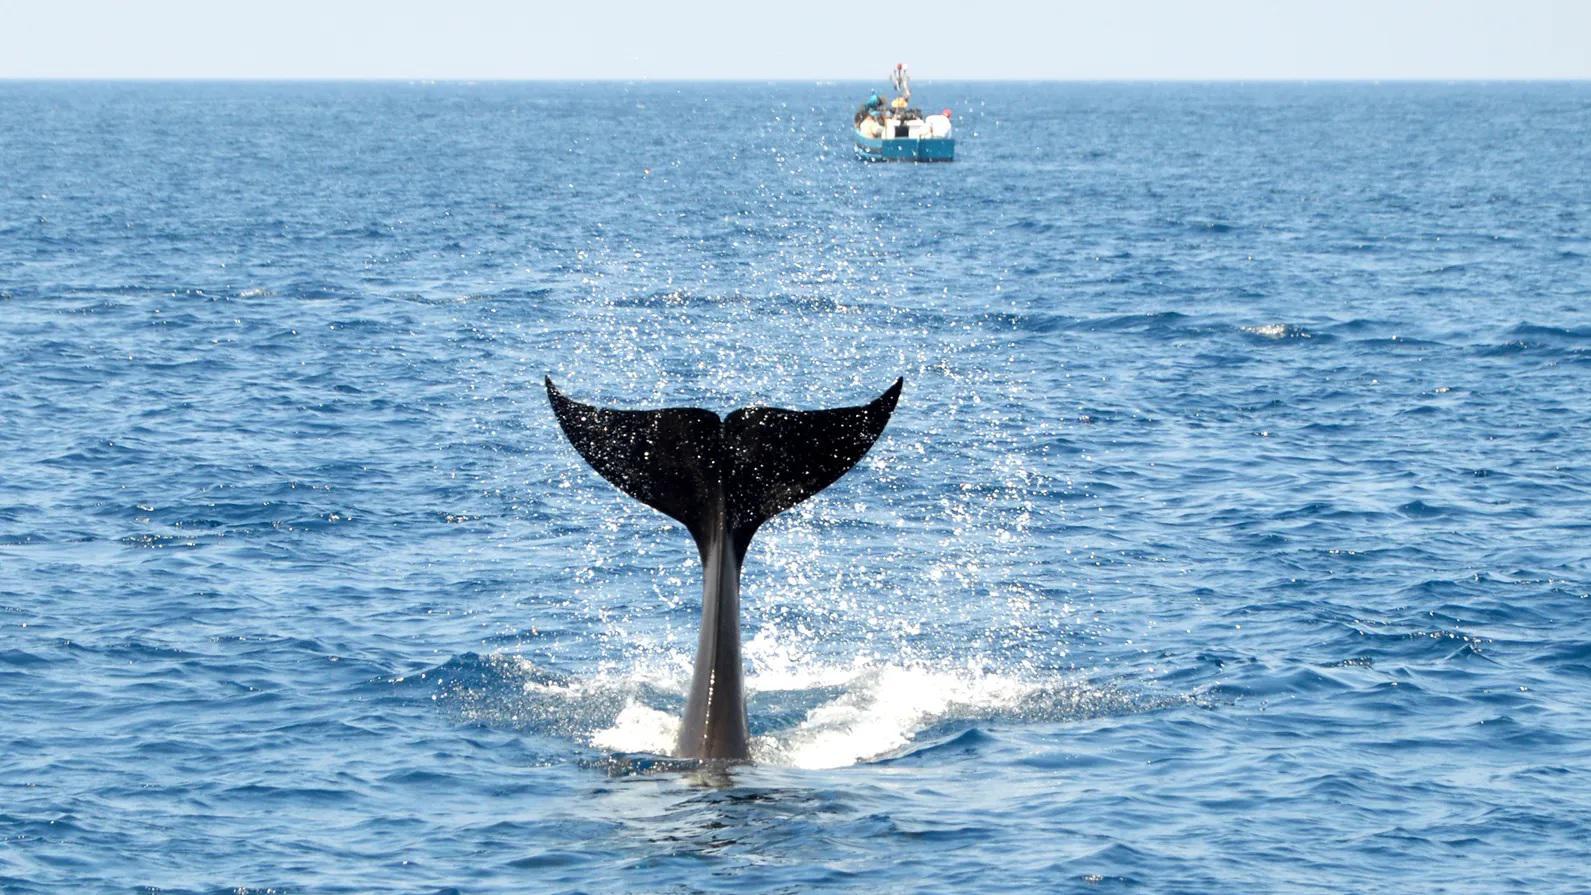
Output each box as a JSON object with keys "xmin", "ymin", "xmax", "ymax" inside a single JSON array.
[{"xmin": 1, "ymin": 81, "xmax": 1589, "ymax": 893}]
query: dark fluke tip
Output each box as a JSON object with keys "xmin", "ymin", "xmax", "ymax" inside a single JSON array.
[{"xmin": 881, "ymin": 377, "xmax": 904, "ymax": 409}]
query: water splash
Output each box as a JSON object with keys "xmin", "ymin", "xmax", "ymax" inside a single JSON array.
[{"xmin": 433, "ymin": 650, "xmax": 1166, "ymax": 770}]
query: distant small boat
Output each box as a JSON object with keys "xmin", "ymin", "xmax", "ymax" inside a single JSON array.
[{"xmin": 854, "ymin": 63, "xmax": 955, "ymax": 163}]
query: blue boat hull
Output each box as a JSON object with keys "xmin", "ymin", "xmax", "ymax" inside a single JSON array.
[{"xmin": 854, "ymin": 131, "xmax": 955, "ymax": 162}]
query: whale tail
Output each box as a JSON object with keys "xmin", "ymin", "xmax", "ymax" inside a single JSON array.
[
  {"xmin": 545, "ymin": 377, "xmax": 902, "ymax": 559},
  {"xmin": 545, "ymin": 376, "xmax": 902, "ymax": 761}
]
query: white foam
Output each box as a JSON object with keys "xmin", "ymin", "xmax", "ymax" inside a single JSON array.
[
  {"xmin": 582, "ymin": 659, "xmax": 1042, "ymax": 769},
  {"xmin": 753, "ymin": 664, "xmax": 1037, "ymax": 769},
  {"xmin": 590, "ymin": 701, "xmax": 679, "ymax": 754},
  {"xmin": 468, "ymin": 650, "xmax": 1119, "ymax": 771},
  {"xmin": 742, "ymin": 626, "xmax": 868, "ymax": 691},
  {"xmin": 1243, "ymin": 323, "xmax": 1307, "ymax": 339}
]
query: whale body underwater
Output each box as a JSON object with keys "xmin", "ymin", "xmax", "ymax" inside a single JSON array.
[{"xmin": 546, "ymin": 377, "xmax": 904, "ymax": 761}]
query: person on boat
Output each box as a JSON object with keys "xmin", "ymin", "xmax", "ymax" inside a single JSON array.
[
  {"xmin": 858, "ymin": 110, "xmax": 886, "ymax": 139},
  {"xmin": 857, "ymin": 91, "xmax": 885, "ymax": 126}
]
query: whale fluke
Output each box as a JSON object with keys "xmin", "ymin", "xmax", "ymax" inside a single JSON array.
[{"xmin": 546, "ymin": 377, "xmax": 903, "ymax": 760}]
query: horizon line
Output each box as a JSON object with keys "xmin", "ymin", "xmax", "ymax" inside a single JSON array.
[{"xmin": 3, "ymin": 76, "xmax": 1589, "ymax": 84}]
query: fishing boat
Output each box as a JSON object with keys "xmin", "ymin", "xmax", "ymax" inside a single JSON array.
[{"xmin": 854, "ymin": 63, "xmax": 954, "ymax": 162}]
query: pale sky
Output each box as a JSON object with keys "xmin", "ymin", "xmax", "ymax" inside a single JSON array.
[{"xmin": 1, "ymin": 0, "xmax": 1587, "ymax": 80}]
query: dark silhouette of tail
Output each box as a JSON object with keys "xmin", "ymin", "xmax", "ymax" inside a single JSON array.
[
  {"xmin": 546, "ymin": 377, "xmax": 903, "ymax": 760},
  {"xmin": 545, "ymin": 378, "xmax": 902, "ymax": 561}
]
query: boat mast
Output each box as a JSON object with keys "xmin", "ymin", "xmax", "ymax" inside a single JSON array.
[{"xmin": 891, "ymin": 62, "xmax": 911, "ymax": 104}]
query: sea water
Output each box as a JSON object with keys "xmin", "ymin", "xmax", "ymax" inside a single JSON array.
[{"xmin": 2, "ymin": 81, "xmax": 1589, "ymax": 893}]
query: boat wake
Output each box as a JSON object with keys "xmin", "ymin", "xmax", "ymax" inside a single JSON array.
[{"xmin": 422, "ymin": 651, "xmax": 1183, "ymax": 770}]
